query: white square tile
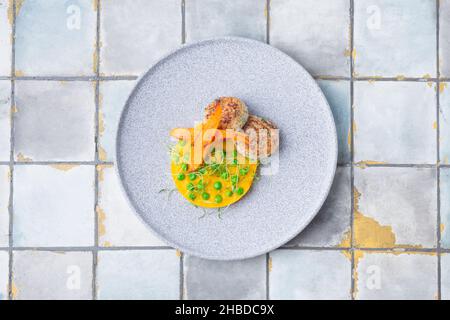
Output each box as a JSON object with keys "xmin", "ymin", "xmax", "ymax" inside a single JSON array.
[
  {"xmin": 354, "ymin": 167, "xmax": 437, "ymax": 248},
  {"xmin": 354, "ymin": 82, "xmax": 436, "ymax": 164},
  {"xmin": 97, "ymin": 165, "xmax": 165, "ymax": 247},
  {"xmin": 15, "ymin": 0, "xmax": 97, "ymax": 76},
  {"xmin": 98, "ymin": 81, "xmax": 136, "ymax": 161},
  {"xmin": 354, "ymin": 0, "xmax": 436, "ymax": 77},
  {"xmin": 0, "ymin": 165, "xmax": 9, "ymax": 247},
  {"xmin": 101, "ymin": 0, "xmax": 181, "ymax": 75},
  {"xmin": 0, "ymin": 1, "xmax": 12, "ymax": 76},
  {"xmin": 13, "ymin": 165, "xmax": 95, "ymax": 247},
  {"xmin": 271, "ymin": 0, "xmax": 350, "ymax": 77},
  {"xmin": 14, "ymin": 81, "xmax": 95, "ymax": 161},
  {"xmin": 12, "ymin": 251, "xmax": 93, "ymax": 300},
  {"xmin": 270, "ymin": 250, "xmax": 351, "ymax": 300},
  {"xmin": 185, "ymin": 0, "xmax": 266, "ymax": 43},
  {"xmin": 441, "ymin": 0, "xmax": 450, "ymax": 77},
  {"xmin": 0, "ymin": 81, "xmax": 11, "ymax": 161},
  {"xmin": 355, "ymin": 251, "xmax": 437, "ymax": 300},
  {"xmin": 0, "ymin": 251, "xmax": 8, "ymax": 300},
  {"xmin": 97, "ymin": 250, "xmax": 179, "ymax": 299}
]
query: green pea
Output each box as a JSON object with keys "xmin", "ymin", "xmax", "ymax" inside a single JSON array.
[
  {"xmin": 181, "ymin": 163, "xmax": 188, "ymax": 172},
  {"xmin": 236, "ymin": 187, "xmax": 244, "ymax": 195},
  {"xmin": 233, "ymin": 150, "xmax": 238, "ymax": 157},
  {"xmin": 232, "ymin": 158, "xmax": 238, "ymax": 165},
  {"xmin": 186, "ymin": 182, "xmax": 195, "ymax": 191},
  {"xmin": 189, "ymin": 173, "xmax": 197, "ymax": 181},
  {"xmin": 202, "ymin": 192, "xmax": 210, "ymax": 200},
  {"xmin": 226, "ymin": 190, "xmax": 233, "ymax": 197},
  {"xmin": 177, "ymin": 173, "xmax": 185, "ymax": 181},
  {"xmin": 199, "ymin": 168, "xmax": 207, "ymax": 174},
  {"xmin": 239, "ymin": 168, "xmax": 247, "ymax": 176},
  {"xmin": 197, "ymin": 182, "xmax": 204, "ymax": 190},
  {"xmin": 221, "ymin": 172, "xmax": 229, "ymax": 179},
  {"xmin": 231, "ymin": 175, "xmax": 239, "ymax": 184},
  {"xmin": 188, "ymin": 193, "xmax": 196, "ymax": 200},
  {"xmin": 215, "ymin": 195, "xmax": 223, "ymax": 203},
  {"xmin": 213, "ymin": 181, "xmax": 222, "ymax": 190}
]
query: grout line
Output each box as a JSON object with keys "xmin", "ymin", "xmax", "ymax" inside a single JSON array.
[
  {"xmin": 266, "ymin": 0, "xmax": 270, "ymax": 44},
  {"xmin": 9, "ymin": 161, "xmax": 114, "ymax": 165},
  {"xmin": 349, "ymin": 0, "xmax": 356, "ymax": 301},
  {"xmin": 436, "ymin": 0, "xmax": 442, "ymax": 300},
  {"xmin": 179, "ymin": 252, "xmax": 184, "ymax": 300},
  {"xmin": 92, "ymin": 0, "xmax": 101, "ymax": 301},
  {"xmin": 5, "ymin": 246, "xmax": 175, "ymax": 251},
  {"xmin": 8, "ymin": 0, "xmax": 17, "ymax": 301},
  {"xmin": 181, "ymin": 0, "xmax": 186, "ymax": 44},
  {"xmin": 266, "ymin": 253, "xmax": 270, "ymax": 300},
  {"xmin": 11, "ymin": 76, "xmax": 138, "ymax": 81},
  {"xmin": 1, "ymin": 246, "xmax": 441, "ymax": 252}
]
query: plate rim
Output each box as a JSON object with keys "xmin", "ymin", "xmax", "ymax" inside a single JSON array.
[{"xmin": 115, "ymin": 36, "xmax": 338, "ymax": 260}]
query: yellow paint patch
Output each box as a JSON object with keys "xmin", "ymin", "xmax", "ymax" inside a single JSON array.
[
  {"xmin": 396, "ymin": 75, "xmax": 406, "ymax": 81},
  {"xmin": 423, "ymin": 74, "xmax": 432, "ymax": 79},
  {"xmin": 92, "ymin": 0, "xmax": 99, "ymax": 11},
  {"xmin": 441, "ymin": 223, "xmax": 445, "ymax": 234},
  {"xmin": 11, "ymin": 281, "xmax": 18, "ymax": 299},
  {"xmin": 16, "ymin": 153, "xmax": 32, "ymax": 162},
  {"xmin": 93, "ymin": 49, "xmax": 98, "ymax": 74},
  {"xmin": 102, "ymin": 241, "xmax": 112, "ymax": 247},
  {"xmin": 355, "ymin": 160, "xmax": 386, "ymax": 169},
  {"xmin": 444, "ymin": 156, "xmax": 449, "ymax": 165},
  {"xmin": 439, "ymin": 83, "xmax": 448, "ymax": 93},
  {"xmin": 14, "ymin": 70, "xmax": 24, "ymax": 77},
  {"xmin": 96, "ymin": 164, "xmax": 113, "ymax": 182},
  {"xmin": 344, "ymin": 48, "xmax": 356, "ymax": 60},
  {"xmin": 50, "ymin": 164, "xmax": 78, "ymax": 172},
  {"xmin": 96, "ymin": 205, "xmax": 106, "ymax": 237},
  {"xmin": 268, "ymin": 257, "xmax": 273, "ymax": 272},
  {"xmin": 98, "ymin": 109, "xmax": 105, "ymax": 136},
  {"xmin": 176, "ymin": 250, "xmax": 182, "ymax": 257},
  {"xmin": 337, "ymin": 229, "xmax": 351, "ymax": 248},
  {"xmin": 11, "ymin": 105, "xmax": 18, "ymax": 113},
  {"xmin": 98, "ymin": 145, "xmax": 107, "ymax": 161},
  {"xmin": 433, "ymin": 121, "xmax": 438, "ymax": 129},
  {"xmin": 7, "ymin": 0, "xmax": 23, "ymax": 25}
]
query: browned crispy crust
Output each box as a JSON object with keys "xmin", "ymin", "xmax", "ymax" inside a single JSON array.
[
  {"xmin": 240, "ymin": 115, "xmax": 279, "ymax": 159},
  {"xmin": 204, "ymin": 97, "xmax": 249, "ymax": 130}
]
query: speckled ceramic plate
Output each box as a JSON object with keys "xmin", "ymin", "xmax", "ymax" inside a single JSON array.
[{"xmin": 116, "ymin": 37, "xmax": 337, "ymax": 260}]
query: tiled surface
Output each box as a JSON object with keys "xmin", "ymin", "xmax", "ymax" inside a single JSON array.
[
  {"xmin": 354, "ymin": 251, "xmax": 437, "ymax": 300},
  {"xmin": 441, "ymin": 168, "xmax": 450, "ymax": 249},
  {"xmin": 15, "ymin": 0, "xmax": 97, "ymax": 76},
  {"xmin": 0, "ymin": 1, "xmax": 12, "ymax": 76},
  {"xmin": 354, "ymin": 167, "xmax": 437, "ymax": 248},
  {"xmin": 441, "ymin": 83, "xmax": 450, "ymax": 164},
  {"xmin": 14, "ymin": 81, "xmax": 95, "ymax": 161},
  {"xmin": 441, "ymin": 0, "xmax": 450, "ymax": 78},
  {"xmin": 100, "ymin": 0, "xmax": 181, "ymax": 75},
  {"xmin": 354, "ymin": 0, "xmax": 436, "ymax": 78},
  {"xmin": 0, "ymin": 165, "xmax": 9, "ymax": 247},
  {"xmin": 0, "ymin": 81, "xmax": 10, "ymax": 161},
  {"xmin": 98, "ymin": 81, "xmax": 135, "ymax": 161},
  {"xmin": 270, "ymin": 250, "xmax": 351, "ymax": 300},
  {"xmin": 354, "ymin": 82, "xmax": 436, "ymax": 164},
  {"xmin": 271, "ymin": 0, "xmax": 350, "ymax": 77},
  {"xmin": 97, "ymin": 165, "xmax": 164, "ymax": 247},
  {"xmin": 185, "ymin": 0, "xmax": 266, "ymax": 43},
  {"xmin": 0, "ymin": 0, "xmax": 446, "ymax": 300},
  {"xmin": 184, "ymin": 255, "xmax": 266, "ymax": 300},
  {"xmin": 0, "ymin": 251, "xmax": 7, "ymax": 300},
  {"xmin": 442, "ymin": 254, "xmax": 450, "ymax": 300},
  {"xmin": 97, "ymin": 250, "xmax": 179, "ymax": 300},
  {"xmin": 13, "ymin": 165, "xmax": 95, "ymax": 247},
  {"xmin": 12, "ymin": 251, "xmax": 93, "ymax": 300},
  {"xmin": 286, "ymin": 167, "xmax": 351, "ymax": 247}
]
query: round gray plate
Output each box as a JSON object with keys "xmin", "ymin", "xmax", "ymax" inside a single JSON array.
[{"xmin": 116, "ymin": 37, "xmax": 337, "ymax": 260}]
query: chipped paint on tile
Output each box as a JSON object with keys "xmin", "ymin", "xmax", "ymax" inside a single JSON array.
[
  {"xmin": 14, "ymin": 70, "xmax": 24, "ymax": 77},
  {"xmin": 6, "ymin": 0, "xmax": 22, "ymax": 26},
  {"xmin": 96, "ymin": 164, "xmax": 113, "ymax": 182},
  {"xmin": 16, "ymin": 152, "xmax": 32, "ymax": 162},
  {"xmin": 433, "ymin": 121, "xmax": 438, "ymax": 129},
  {"xmin": 268, "ymin": 256, "xmax": 272, "ymax": 272},
  {"xmin": 11, "ymin": 281, "xmax": 18, "ymax": 300},
  {"xmin": 355, "ymin": 160, "xmax": 387, "ymax": 169},
  {"xmin": 396, "ymin": 75, "xmax": 406, "ymax": 81},
  {"xmin": 441, "ymin": 223, "xmax": 446, "ymax": 234},
  {"xmin": 50, "ymin": 164, "xmax": 78, "ymax": 172},
  {"xmin": 98, "ymin": 145, "xmax": 107, "ymax": 161},
  {"xmin": 175, "ymin": 250, "xmax": 182, "ymax": 257},
  {"xmin": 439, "ymin": 82, "xmax": 448, "ymax": 93},
  {"xmin": 96, "ymin": 205, "xmax": 106, "ymax": 237},
  {"xmin": 344, "ymin": 48, "xmax": 356, "ymax": 59}
]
